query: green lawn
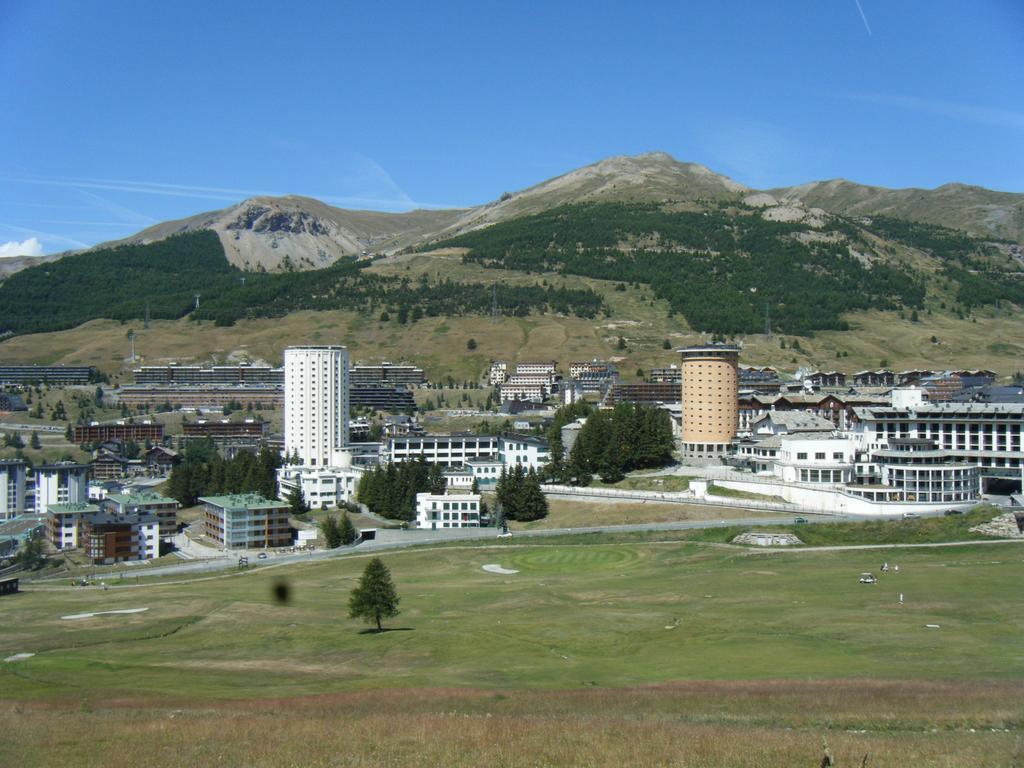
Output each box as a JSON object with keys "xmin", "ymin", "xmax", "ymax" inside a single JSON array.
[
  {"xmin": 3, "ymin": 538, "xmax": 1023, "ymax": 766},
  {"xmin": 4, "ymin": 539, "xmax": 1023, "ymax": 701}
]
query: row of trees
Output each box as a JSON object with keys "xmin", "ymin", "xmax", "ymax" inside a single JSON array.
[
  {"xmin": 167, "ymin": 438, "xmax": 281, "ymax": 507},
  {"xmin": 550, "ymin": 402, "xmax": 675, "ymax": 485},
  {"xmin": 494, "ymin": 465, "xmax": 548, "ymax": 522}
]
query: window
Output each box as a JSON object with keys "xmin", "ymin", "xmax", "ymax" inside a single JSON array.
[
  {"xmin": 815, "ymin": 452, "xmax": 826, "ymax": 460},
  {"xmin": 833, "ymin": 452, "xmax": 844, "ymax": 460},
  {"xmin": 797, "ymin": 452, "xmax": 808, "ymax": 460}
]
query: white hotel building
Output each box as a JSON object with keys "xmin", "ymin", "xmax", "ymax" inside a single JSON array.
[{"xmin": 277, "ymin": 346, "xmax": 363, "ymax": 509}]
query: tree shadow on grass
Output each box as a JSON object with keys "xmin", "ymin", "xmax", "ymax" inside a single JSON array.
[{"xmin": 357, "ymin": 627, "xmax": 415, "ymax": 635}]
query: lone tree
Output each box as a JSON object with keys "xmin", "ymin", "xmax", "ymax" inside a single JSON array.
[{"xmin": 349, "ymin": 557, "xmax": 400, "ymax": 632}]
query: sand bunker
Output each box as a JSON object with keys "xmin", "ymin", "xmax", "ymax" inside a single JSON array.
[
  {"xmin": 61, "ymin": 608, "xmax": 149, "ymax": 621},
  {"xmin": 482, "ymin": 564, "xmax": 519, "ymax": 575}
]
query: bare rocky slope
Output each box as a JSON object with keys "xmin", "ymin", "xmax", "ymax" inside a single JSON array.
[
  {"xmin": 25, "ymin": 153, "xmax": 1024, "ymax": 276},
  {"xmin": 97, "ymin": 196, "xmax": 466, "ymax": 272}
]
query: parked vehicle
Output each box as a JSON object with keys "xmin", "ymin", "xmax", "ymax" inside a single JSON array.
[{"xmin": 859, "ymin": 573, "xmax": 877, "ymax": 584}]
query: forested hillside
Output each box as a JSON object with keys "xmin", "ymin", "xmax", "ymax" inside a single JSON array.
[
  {"xmin": 0, "ymin": 231, "xmax": 605, "ymax": 337},
  {"xmin": 431, "ymin": 202, "xmax": 1021, "ymax": 336}
]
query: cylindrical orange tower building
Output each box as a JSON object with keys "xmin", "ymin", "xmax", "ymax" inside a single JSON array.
[{"xmin": 680, "ymin": 343, "xmax": 740, "ymax": 462}]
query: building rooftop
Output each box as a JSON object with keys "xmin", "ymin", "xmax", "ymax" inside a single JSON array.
[
  {"xmin": 199, "ymin": 493, "xmax": 287, "ymax": 511},
  {"xmin": 753, "ymin": 411, "xmax": 835, "ymax": 432},
  {"xmin": 47, "ymin": 502, "xmax": 101, "ymax": 515},
  {"xmin": 107, "ymin": 491, "xmax": 178, "ymax": 506}
]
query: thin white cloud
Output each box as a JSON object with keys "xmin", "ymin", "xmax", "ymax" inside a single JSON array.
[
  {"xmin": 2, "ymin": 172, "xmax": 456, "ymax": 210},
  {"xmin": 79, "ymin": 191, "xmax": 157, "ymax": 226},
  {"xmin": 0, "ymin": 237, "xmax": 43, "ymax": 258},
  {"xmin": 853, "ymin": 0, "xmax": 872, "ymax": 36},
  {"xmin": 842, "ymin": 91, "xmax": 1024, "ymax": 131}
]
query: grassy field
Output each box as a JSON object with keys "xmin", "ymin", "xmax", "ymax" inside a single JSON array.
[
  {"xmin": 2, "ymin": 254, "xmax": 1023, "ymax": 380},
  {"xmin": 2, "ymin": 538, "xmax": 1023, "ymax": 765},
  {"xmin": 516, "ymin": 497, "xmax": 779, "ymax": 530}
]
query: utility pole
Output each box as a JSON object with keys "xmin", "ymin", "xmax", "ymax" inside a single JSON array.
[
  {"xmin": 127, "ymin": 330, "xmax": 136, "ymax": 363},
  {"xmin": 764, "ymin": 301, "xmax": 772, "ymax": 338},
  {"xmin": 144, "ymin": 301, "xmax": 150, "ymax": 329},
  {"xmin": 194, "ymin": 293, "xmax": 201, "ymax": 310},
  {"xmin": 491, "ymin": 284, "xmax": 498, "ymax": 323}
]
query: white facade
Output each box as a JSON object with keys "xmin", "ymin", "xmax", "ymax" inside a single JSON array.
[
  {"xmin": 387, "ymin": 434, "xmax": 550, "ymax": 472},
  {"xmin": 389, "ymin": 434, "xmax": 500, "ymax": 466},
  {"xmin": 284, "ymin": 345, "xmax": 350, "ymax": 467},
  {"xmin": 34, "ymin": 463, "xmax": 89, "ymax": 514},
  {"xmin": 775, "ymin": 435, "xmax": 856, "ymax": 484},
  {"xmin": 465, "ymin": 456, "xmax": 504, "ymax": 487},
  {"xmin": 277, "ymin": 463, "xmax": 363, "ymax": 509},
  {"xmin": 851, "ymin": 400, "xmax": 1024, "ymax": 483},
  {"xmin": 488, "ymin": 361, "xmax": 509, "ymax": 386},
  {"xmin": 499, "ymin": 384, "xmax": 546, "ymax": 403},
  {"xmin": 1, "ymin": 459, "xmax": 27, "ymax": 520},
  {"xmin": 415, "ymin": 492, "xmax": 481, "ymax": 530},
  {"xmin": 515, "ymin": 361, "xmax": 557, "ymax": 376},
  {"xmin": 499, "ymin": 435, "xmax": 551, "ymax": 469}
]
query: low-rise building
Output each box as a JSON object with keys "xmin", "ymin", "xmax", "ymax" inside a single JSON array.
[
  {"xmin": 73, "ymin": 421, "xmax": 164, "ymax": 445},
  {"xmin": 350, "ymin": 362, "xmax": 426, "ymax": 388},
  {"xmin": 47, "ymin": 502, "xmax": 101, "ymax": 550},
  {"xmin": 277, "ymin": 463, "xmax": 364, "ymax": 509},
  {"xmin": 103, "ymin": 491, "xmax": 179, "ymax": 540},
  {"xmin": 414, "ymin": 492, "xmax": 481, "ymax": 530},
  {"xmin": 200, "ymin": 493, "xmax": 292, "ymax": 550},
  {"xmin": 464, "ymin": 456, "xmax": 504, "ymax": 487},
  {"xmin": 80, "ymin": 511, "xmax": 160, "ymax": 564}
]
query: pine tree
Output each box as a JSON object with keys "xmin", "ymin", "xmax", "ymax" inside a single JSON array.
[
  {"xmin": 287, "ymin": 485, "xmax": 309, "ymax": 516},
  {"xmin": 320, "ymin": 515, "xmax": 343, "ymax": 548},
  {"xmin": 349, "ymin": 557, "xmax": 401, "ymax": 632},
  {"xmin": 338, "ymin": 512, "xmax": 357, "ymax": 545},
  {"xmin": 30, "ymin": 431, "xmax": 41, "ymax": 450}
]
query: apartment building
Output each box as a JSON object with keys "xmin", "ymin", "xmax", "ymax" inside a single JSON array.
[
  {"xmin": 47, "ymin": 502, "xmax": 100, "ymax": 550},
  {"xmin": 79, "ymin": 511, "xmax": 160, "ymax": 564},
  {"xmin": 0, "ymin": 364, "xmax": 95, "ymax": 385},
  {"xmin": 33, "ymin": 462, "xmax": 89, "ymax": 514},
  {"xmin": 0, "ymin": 459, "xmax": 27, "ymax": 520},
  {"xmin": 133, "ymin": 364, "xmax": 284, "ymax": 386},
  {"xmin": 200, "ymin": 493, "xmax": 292, "ymax": 550},
  {"xmin": 103, "ymin": 491, "xmax": 179, "ymax": 540},
  {"xmin": 74, "ymin": 422, "xmax": 165, "ymax": 444},
  {"xmin": 349, "ymin": 362, "xmax": 426, "ymax": 387}
]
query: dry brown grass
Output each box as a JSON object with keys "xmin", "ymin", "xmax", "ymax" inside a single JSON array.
[{"xmin": 2, "ymin": 681, "xmax": 1019, "ymax": 767}]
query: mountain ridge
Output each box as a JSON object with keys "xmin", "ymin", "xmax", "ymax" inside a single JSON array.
[{"xmin": 11, "ymin": 152, "xmax": 1023, "ymax": 278}]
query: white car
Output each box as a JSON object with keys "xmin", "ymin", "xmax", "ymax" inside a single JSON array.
[{"xmin": 859, "ymin": 573, "xmax": 877, "ymax": 584}]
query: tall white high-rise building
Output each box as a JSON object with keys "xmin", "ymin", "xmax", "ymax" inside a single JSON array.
[
  {"xmin": 284, "ymin": 345, "xmax": 350, "ymax": 467},
  {"xmin": 1, "ymin": 459, "xmax": 27, "ymax": 520},
  {"xmin": 34, "ymin": 462, "xmax": 90, "ymax": 514}
]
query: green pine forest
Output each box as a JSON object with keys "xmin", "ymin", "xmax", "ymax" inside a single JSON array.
[
  {"xmin": 430, "ymin": 202, "xmax": 1024, "ymax": 335},
  {"xmin": 1, "ymin": 203, "xmax": 1021, "ymax": 340},
  {"xmin": 0, "ymin": 231, "xmax": 604, "ymax": 337}
]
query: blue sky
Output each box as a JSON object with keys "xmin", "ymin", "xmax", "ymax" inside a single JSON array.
[{"xmin": 2, "ymin": 0, "xmax": 1022, "ymax": 254}]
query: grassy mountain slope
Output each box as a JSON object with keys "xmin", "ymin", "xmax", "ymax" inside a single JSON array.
[
  {"xmin": 2, "ymin": 249, "xmax": 1023, "ymax": 381},
  {"xmin": 771, "ymin": 179, "xmax": 1024, "ymax": 242},
  {"xmin": 0, "ymin": 231, "xmax": 604, "ymax": 338}
]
